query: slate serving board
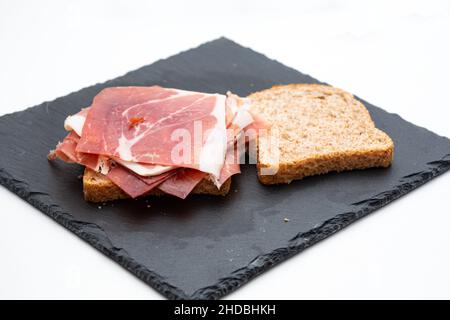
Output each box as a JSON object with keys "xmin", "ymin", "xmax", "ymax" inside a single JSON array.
[{"xmin": 1, "ymin": 38, "xmax": 449, "ymax": 300}]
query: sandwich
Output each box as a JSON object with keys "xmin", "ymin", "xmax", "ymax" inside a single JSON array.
[
  {"xmin": 48, "ymin": 86, "xmax": 265, "ymax": 202},
  {"xmin": 49, "ymin": 83, "xmax": 394, "ymax": 202}
]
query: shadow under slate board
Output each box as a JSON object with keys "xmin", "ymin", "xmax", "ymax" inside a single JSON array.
[{"xmin": 0, "ymin": 38, "xmax": 449, "ymax": 300}]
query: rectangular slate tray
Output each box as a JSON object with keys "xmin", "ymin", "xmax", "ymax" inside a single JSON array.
[{"xmin": 1, "ymin": 38, "xmax": 449, "ymax": 299}]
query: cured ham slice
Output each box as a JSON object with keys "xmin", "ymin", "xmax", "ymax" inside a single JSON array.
[
  {"xmin": 65, "ymin": 107, "xmax": 176, "ymax": 177},
  {"xmin": 157, "ymin": 169, "xmax": 206, "ymax": 199},
  {"xmin": 64, "ymin": 108, "xmax": 90, "ymax": 136},
  {"xmin": 107, "ymin": 165, "xmax": 175, "ymax": 198},
  {"xmin": 218, "ymin": 143, "xmax": 241, "ymax": 186},
  {"xmin": 49, "ymin": 86, "xmax": 268, "ymax": 200},
  {"xmin": 226, "ymin": 92, "xmax": 269, "ymax": 142},
  {"xmin": 49, "ymin": 131, "xmax": 109, "ymax": 174},
  {"xmin": 76, "ymin": 86, "xmax": 227, "ymax": 179},
  {"xmin": 112, "ymin": 157, "xmax": 174, "ymax": 177},
  {"xmin": 63, "ymin": 91, "xmax": 259, "ymax": 180},
  {"xmin": 50, "ymin": 132, "xmax": 177, "ymax": 197}
]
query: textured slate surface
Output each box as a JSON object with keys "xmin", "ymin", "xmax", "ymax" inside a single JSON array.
[{"xmin": 0, "ymin": 38, "xmax": 449, "ymax": 300}]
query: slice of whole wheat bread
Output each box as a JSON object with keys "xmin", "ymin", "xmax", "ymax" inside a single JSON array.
[
  {"xmin": 83, "ymin": 169, "xmax": 232, "ymax": 202},
  {"xmin": 248, "ymin": 84, "xmax": 394, "ymax": 184}
]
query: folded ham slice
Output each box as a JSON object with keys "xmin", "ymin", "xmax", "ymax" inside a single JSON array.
[
  {"xmin": 107, "ymin": 165, "xmax": 176, "ymax": 198},
  {"xmin": 158, "ymin": 169, "xmax": 207, "ymax": 199},
  {"xmin": 49, "ymin": 86, "xmax": 266, "ymax": 199},
  {"xmin": 76, "ymin": 86, "xmax": 228, "ymax": 179},
  {"xmin": 48, "ymin": 131, "xmax": 109, "ymax": 174}
]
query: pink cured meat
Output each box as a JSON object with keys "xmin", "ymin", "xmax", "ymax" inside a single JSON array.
[
  {"xmin": 106, "ymin": 165, "xmax": 176, "ymax": 198},
  {"xmin": 76, "ymin": 86, "xmax": 227, "ymax": 174},
  {"xmin": 242, "ymin": 111, "xmax": 270, "ymax": 140},
  {"xmin": 218, "ymin": 143, "xmax": 241, "ymax": 186},
  {"xmin": 153, "ymin": 101, "xmax": 245, "ymax": 197},
  {"xmin": 53, "ymin": 130, "xmax": 203, "ymax": 199},
  {"xmin": 52, "ymin": 131, "xmax": 80, "ymax": 163},
  {"xmin": 156, "ymin": 98, "xmax": 246, "ymax": 196},
  {"xmin": 49, "ymin": 86, "xmax": 265, "ymax": 200},
  {"xmin": 160, "ymin": 146, "xmax": 241, "ymax": 196},
  {"xmin": 66, "ymin": 106, "xmax": 179, "ymax": 175},
  {"xmin": 52, "ymin": 131, "xmax": 103, "ymax": 171},
  {"xmin": 155, "ymin": 129, "xmax": 241, "ymax": 198},
  {"xmin": 52, "ymin": 132, "xmax": 176, "ymax": 198},
  {"xmin": 157, "ymin": 169, "xmax": 207, "ymax": 199}
]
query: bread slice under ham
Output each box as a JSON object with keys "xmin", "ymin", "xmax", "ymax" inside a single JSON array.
[{"xmin": 83, "ymin": 168, "xmax": 231, "ymax": 202}]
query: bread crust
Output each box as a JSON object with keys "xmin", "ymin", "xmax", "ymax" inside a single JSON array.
[
  {"xmin": 257, "ymin": 147, "xmax": 393, "ymax": 184},
  {"xmin": 83, "ymin": 169, "xmax": 231, "ymax": 202}
]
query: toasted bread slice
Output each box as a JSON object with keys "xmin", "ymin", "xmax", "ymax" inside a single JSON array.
[
  {"xmin": 83, "ymin": 168, "xmax": 231, "ymax": 202},
  {"xmin": 249, "ymin": 84, "xmax": 394, "ymax": 184}
]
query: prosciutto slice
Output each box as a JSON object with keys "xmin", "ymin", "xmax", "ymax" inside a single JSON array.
[
  {"xmin": 49, "ymin": 86, "xmax": 268, "ymax": 200},
  {"xmin": 50, "ymin": 131, "xmax": 177, "ymax": 197},
  {"xmin": 157, "ymin": 169, "xmax": 207, "ymax": 199},
  {"xmin": 76, "ymin": 86, "xmax": 227, "ymax": 179},
  {"xmin": 63, "ymin": 91, "xmax": 257, "ymax": 180},
  {"xmin": 49, "ymin": 131, "xmax": 109, "ymax": 174},
  {"xmin": 107, "ymin": 165, "xmax": 175, "ymax": 198}
]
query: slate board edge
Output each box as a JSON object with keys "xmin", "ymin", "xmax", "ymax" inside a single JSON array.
[
  {"xmin": 1, "ymin": 37, "xmax": 450, "ymax": 299},
  {"xmin": 191, "ymin": 155, "xmax": 450, "ymax": 299},
  {"xmin": 1, "ymin": 158, "xmax": 449, "ymax": 300},
  {"xmin": 0, "ymin": 168, "xmax": 191, "ymax": 299},
  {"xmin": 0, "ymin": 37, "xmax": 321, "ymax": 121}
]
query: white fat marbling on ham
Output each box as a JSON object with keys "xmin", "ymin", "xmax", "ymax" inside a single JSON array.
[
  {"xmin": 64, "ymin": 108, "xmax": 89, "ymax": 136},
  {"xmin": 76, "ymin": 86, "xmax": 228, "ymax": 179},
  {"xmin": 51, "ymin": 131, "xmax": 110, "ymax": 174},
  {"xmin": 49, "ymin": 86, "xmax": 267, "ymax": 199},
  {"xmin": 112, "ymin": 157, "xmax": 174, "ymax": 176},
  {"xmin": 198, "ymin": 94, "xmax": 227, "ymax": 179},
  {"xmin": 62, "ymin": 104, "xmax": 175, "ymax": 177},
  {"xmin": 226, "ymin": 92, "xmax": 255, "ymax": 131}
]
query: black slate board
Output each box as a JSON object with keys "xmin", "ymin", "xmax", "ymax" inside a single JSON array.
[{"xmin": 1, "ymin": 38, "xmax": 450, "ymax": 300}]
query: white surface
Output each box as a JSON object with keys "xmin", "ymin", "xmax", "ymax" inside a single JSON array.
[{"xmin": 1, "ymin": 0, "xmax": 450, "ymax": 299}]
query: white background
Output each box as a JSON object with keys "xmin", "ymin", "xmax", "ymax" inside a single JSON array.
[{"xmin": 1, "ymin": 0, "xmax": 449, "ymax": 299}]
